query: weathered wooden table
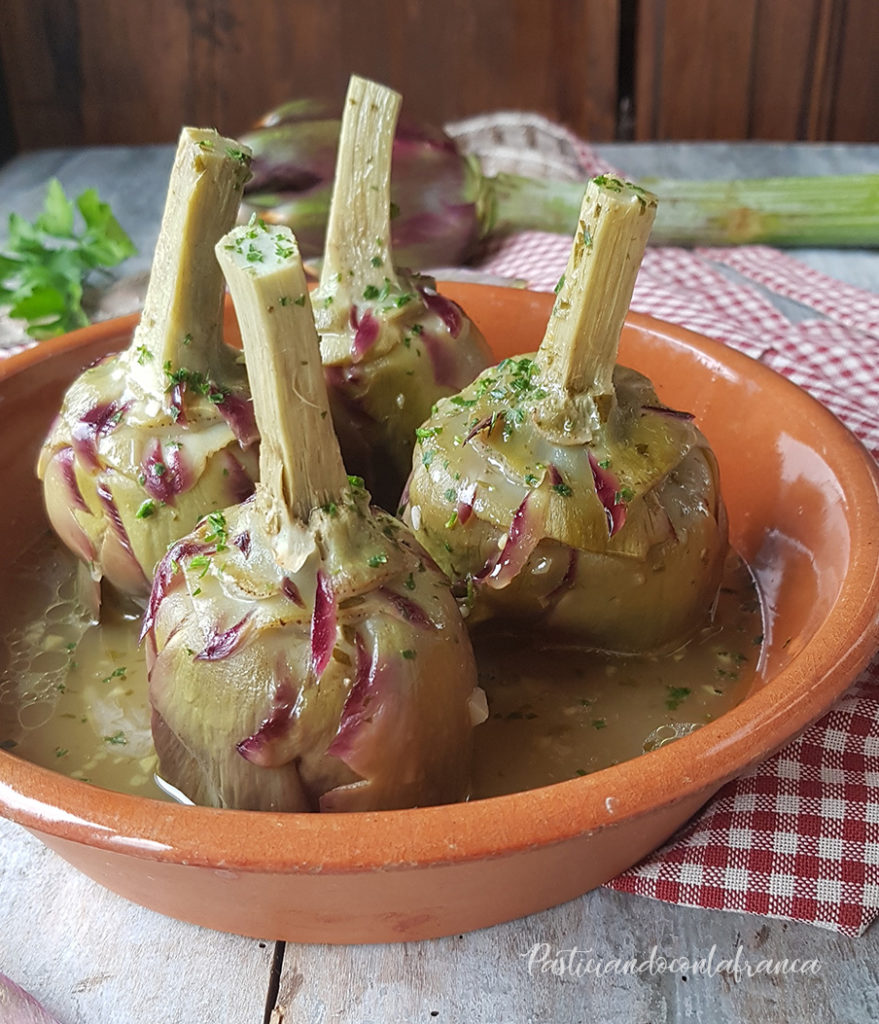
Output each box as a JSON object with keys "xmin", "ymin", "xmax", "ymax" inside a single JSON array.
[{"xmin": 2, "ymin": 141, "xmax": 878, "ymax": 1024}]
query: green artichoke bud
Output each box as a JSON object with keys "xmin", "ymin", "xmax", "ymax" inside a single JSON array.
[
  {"xmin": 144, "ymin": 219, "xmax": 485, "ymax": 812},
  {"xmin": 310, "ymin": 76, "xmax": 492, "ymax": 511},
  {"xmin": 402, "ymin": 177, "xmax": 729, "ymax": 653},
  {"xmin": 37, "ymin": 128, "xmax": 259, "ymax": 602}
]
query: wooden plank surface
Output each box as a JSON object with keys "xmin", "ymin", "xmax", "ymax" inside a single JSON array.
[
  {"xmin": 272, "ymin": 889, "xmax": 879, "ymax": 1023},
  {"xmin": 0, "ymin": 0, "xmax": 621, "ymax": 149},
  {"xmin": 0, "ymin": 819, "xmax": 274, "ymax": 1024},
  {"xmin": 5, "ymin": 0, "xmax": 879, "ymax": 150},
  {"xmin": 826, "ymin": 0, "xmax": 879, "ymax": 141},
  {"xmin": 634, "ymin": 0, "xmax": 879, "ymax": 142},
  {"xmin": 635, "ymin": 0, "xmax": 759, "ymax": 140},
  {"xmin": 5, "ymin": 815, "xmax": 879, "ymax": 1024}
]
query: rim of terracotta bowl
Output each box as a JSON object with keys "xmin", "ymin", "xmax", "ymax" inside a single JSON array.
[{"xmin": 1, "ymin": 284, "xmax": 878, "ymax": 875}]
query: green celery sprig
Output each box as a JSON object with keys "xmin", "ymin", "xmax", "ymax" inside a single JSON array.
[{"xmin": 0, "ymin": 178, "xmax": 137, "ymax": 340}]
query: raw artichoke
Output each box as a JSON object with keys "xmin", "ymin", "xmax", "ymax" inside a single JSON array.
[
  {"xmin": 241, "ymin": 97, "xmax": 480, "ymax": 269},
  {"xmin": 143, "ymin": 219, "xmax": 485, "ymax": 812},
  {"xmin": 37, "ymin": 128, "xmax": 259, "ymax": 601},
  {"xmin": 310, "ymin": 75, "xmax": 492, "ymax": 511},
  {"xmin": 402, "ymin": 176, "xmax": 729, "ymax": 653},
  {"xmin": 243, "ymin": 101, "xmax": 879, "ymax": 255}
]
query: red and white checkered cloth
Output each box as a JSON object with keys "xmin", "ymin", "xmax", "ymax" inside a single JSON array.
[{"xmin": 460, "ymin": 118, "xmax": 879, "ymax": 936}]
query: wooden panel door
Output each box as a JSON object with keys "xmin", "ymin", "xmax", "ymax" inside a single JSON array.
[
  {"xmin": 0, "ymin": 0, "xmax": 622, "ymax": 150},
  {"xmin": 634, "ymin": 0, "xmax": 879, "ymax": 141}
]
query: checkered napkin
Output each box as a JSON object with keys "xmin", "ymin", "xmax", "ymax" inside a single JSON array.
[{"xmin": 451, "ymin": 113, "xmax": 879, "ymax": 936}]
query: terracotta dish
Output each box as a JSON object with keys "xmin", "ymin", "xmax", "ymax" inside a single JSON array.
[{"xmin": 1, "ymin": 283, "xmax": 877, "ymax": 944}]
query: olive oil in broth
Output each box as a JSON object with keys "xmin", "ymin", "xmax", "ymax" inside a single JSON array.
[
  {"xmin": 1, "ymin": 537, "xmax": 763, "ymax": 803},
  {"xmin": 0, "ymin": 535, "xmax": 160, "ymax": 798},
  {"xmin": 470, "ymin": 550, "xmax": 763, "ymax": 799}
]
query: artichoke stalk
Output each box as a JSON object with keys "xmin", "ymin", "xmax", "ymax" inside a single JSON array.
[
  {"xmin": 309, "ymin": 76, "xmax": 492, "ymax": 512},
  {"xmin": 242, "ymin": 102, "xmax": 879, "ymax": 257},
  {"xmin": 38, "ymin": 128, "xmax": 260, "ymax": 602},
  {"xmin": 402, "ymin": 176, "xmax": 729, "ymax": 654},
  {"xmin": 144, "ymin": 219, "xmax": 485, "ymax": 813}
]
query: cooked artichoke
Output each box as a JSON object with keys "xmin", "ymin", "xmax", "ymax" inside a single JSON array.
[
  {"xmin": 143, "ymin": 220, "xmax": 484, "ymax": 812},
  {"xmin": 37, "ymin": 128, "xmax": 259, "ymax": 602},
  {"xmin": 311, "ymin": 76, "xmax": 491, "ymax": 510},
  {"xmin": 402, "ymin": 177, "xmax": 729, "ymax": 653}
]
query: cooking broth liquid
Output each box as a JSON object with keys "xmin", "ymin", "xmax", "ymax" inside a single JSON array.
[
  {"xmin": 1, "ymin": 535, "xmax": 763, "ymax": 803},
  {"xmin": 470, "ymin": 551, "xmax": 762, "ymax": 798}
]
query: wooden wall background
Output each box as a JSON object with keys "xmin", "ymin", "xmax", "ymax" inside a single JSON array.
[{"xmin": 1, "ymin": 0, "xmax": 877, "ymax": 154}]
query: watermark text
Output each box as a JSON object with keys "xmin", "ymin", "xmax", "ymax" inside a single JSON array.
[{"xmin": 522, "ymin": 943, "xmax": 821, "ymax": 983}]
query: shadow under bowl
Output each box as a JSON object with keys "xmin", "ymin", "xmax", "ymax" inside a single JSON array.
[{"xmin": 0, "ymin": 282, "xmax": 877, "ymax": 943}]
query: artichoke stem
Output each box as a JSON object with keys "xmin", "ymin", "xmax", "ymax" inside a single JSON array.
[
  {"xmin": 538, "ymin": 176, "xmax": 657, "ymax": 404},
  {"xmin": 318, "ymin": 75, "xmax": 404, "ymax": 294},
  {"xmin": 216, "ymin": 223, "xmax": 348, "ymax": 524},
  {"xmin": 129, "ymin": 127, "xmax": 252, "ymax": 392}
]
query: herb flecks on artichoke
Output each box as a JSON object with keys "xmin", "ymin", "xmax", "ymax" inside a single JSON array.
[
  {"xmin": 144, "ymin": 220, "xmax": 484, "ymax": 812},
  {"xmin": 311, "ymin": 76, "xmax": 491, "ymax": 511},
  {"xmin": 403, "ymin": 177, "xmax": 729, "ymax": 653},
  {"xmin": 38, "ymin": 128, "xmax": 258, "ymax": 602}
]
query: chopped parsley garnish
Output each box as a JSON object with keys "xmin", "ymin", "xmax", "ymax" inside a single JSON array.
[
  {"xmin": 135, "ymin": 499, "xmax": 156, "ymax": 519},
  {"xmin": 665, "ymin": 686, "xmax": 691, "ymax": 711},
  {"xmin": 163, "ymin": 363, "xmax": 229, "ymax": 404},
  {"xmin": 367, "ymin": 553, "xmax": 388, "ymax": 568},
  {"xmin": 202, "ymin": 510, "xmax": 229, "ymax": 550},
  {"xmin": 103, "ymin": 730, "xmax": 127, "ymax": 746},
  {"xmin": 189, "ymin": 554, "xmax": 212, "ymax": 578},
  {"xmin": 274, "ymin": 237, "xmax": 295, "ymax": 260},
  {"xmin": 415, "ymin": 425, "xmax": 442, "ymax": 443},
  {"xmin": 101, "ymin": 666, "xmax": 127, "ymax": 684},
  {"xmin": 401, "ymin": 649, "xmax": 416, "ymax": 660}
]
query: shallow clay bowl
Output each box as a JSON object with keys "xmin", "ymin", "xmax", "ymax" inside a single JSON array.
[{"xmin": 1, "ymin": 283, "xmax": 878, "ymax": 944}]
